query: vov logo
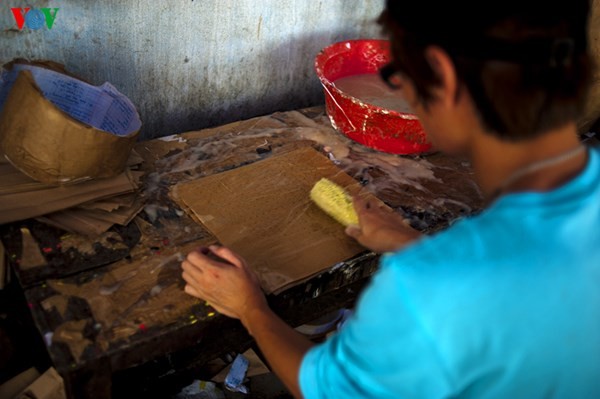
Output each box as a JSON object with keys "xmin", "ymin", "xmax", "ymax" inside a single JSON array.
[{"xmin": 10, "ymin": 7, "xmax": 60, "ymax": 30}]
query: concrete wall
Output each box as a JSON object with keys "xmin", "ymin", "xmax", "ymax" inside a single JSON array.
[{"xmin": 0, "ymin": 0, "xmax": 384, "ymax": 140}]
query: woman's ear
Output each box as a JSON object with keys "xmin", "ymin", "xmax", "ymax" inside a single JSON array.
[{"xmin": 424, "ymin": 46, "xmax": 459, "ymax": 107}]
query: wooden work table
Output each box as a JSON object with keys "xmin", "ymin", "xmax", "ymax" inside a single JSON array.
[{"xmin": 0, "ymin": 106, "xmax": 483, "ymax": 398}]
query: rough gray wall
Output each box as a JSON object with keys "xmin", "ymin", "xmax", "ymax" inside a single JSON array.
[{"xmin": 0, "ymin": 0, "xmax": 384, "ymax": 140}]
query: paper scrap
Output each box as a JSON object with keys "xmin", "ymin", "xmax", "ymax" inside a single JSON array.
[
  {"xmin": 224, "ymin": 354, "xmax": 249, "ymax": 394},
  {"xmin": 19, "ymin": 227, "xmax": 47, "ymax": 270},
  {"xmin": 0, "ymin": 64, "xmax": 140, "ymax": 136},
  {"xmin": 175, "ymin": 380, "xmax": 225, "ymax": 399}
]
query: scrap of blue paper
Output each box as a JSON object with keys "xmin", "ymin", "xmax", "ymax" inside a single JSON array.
[{"xmin": 0, "ymin": 64, "xmax": 141, "ymax": 136}]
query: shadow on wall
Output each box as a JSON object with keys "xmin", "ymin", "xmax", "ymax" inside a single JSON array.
[{"xmin": 153, "ymin": 30, "xmax": 366, "ymax": 140}]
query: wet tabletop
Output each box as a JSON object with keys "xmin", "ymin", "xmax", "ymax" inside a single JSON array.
[{"xmin": 1, "ymin": 106, "xmax": 483, "ymax": 397}]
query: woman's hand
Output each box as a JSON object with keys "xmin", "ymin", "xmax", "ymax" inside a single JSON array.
[
  {"xmin": 345, "ymin": 196, "xmax": 422, "ymax": 253},
  {"xmin": 181, "ymin": 245, "xmax": 267, "ymax": 320}
]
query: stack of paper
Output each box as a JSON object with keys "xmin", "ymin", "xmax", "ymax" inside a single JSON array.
[{"xmin": 0, "ymin": 151, "xmax": 145, "ymax": 236}]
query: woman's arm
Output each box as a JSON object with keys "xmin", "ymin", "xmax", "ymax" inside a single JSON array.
[
  {"xmin": 181, "ymin": 246, "xmax": 313, "ymax": 398},
  {"xmin": 345, "ymin": 196, "xmax": 423, "ymax": 253},
  {"xmin": 180, "ymin": 198, "xmax": 420, "ymax": 396}
]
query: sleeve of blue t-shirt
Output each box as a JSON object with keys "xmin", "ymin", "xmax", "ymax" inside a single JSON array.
[{"xmin": 298, "ymin": 256, "xmax": 454, "ymax": 399}]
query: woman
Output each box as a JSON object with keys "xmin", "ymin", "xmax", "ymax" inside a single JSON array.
[{"xmin": 181, "ymin": 0, "xmax": 600, "ymax": 397}]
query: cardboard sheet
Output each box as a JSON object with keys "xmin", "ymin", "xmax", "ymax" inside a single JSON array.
[
  {"xmin": 0, "ymin": 368, "xmax": 41, "ymax": 399},
  {"xmin": 0, "ymin": 170, "xmax": 143, "ymax": 224},
  {"xmin": 172, "ymin": 147, "xmax": 376, "ymax": 294},
  {"xmin": 0, "ymin": 151, "xmax": 142, "ymax": 196},
  {"xmin": 0, "ymin": 161, "xmax": 54, "ymax": 195},
  {"xmin": 36, "ymin": 212, "xmax": 115, "ymax": 237},
  {"xmin": 73, "ymin": 196, "xmax": 144, "ymax": 225},
  {"xmin": 38, "ymin": 195, "xmax": 145, "ymax": 236},
  {"xmin": 78, "ymin": 193, "xmax": 137, "ymax": 212},
  {"xmin": 17, "ymin": 367, "xmax": 65, "ymax": 399}
]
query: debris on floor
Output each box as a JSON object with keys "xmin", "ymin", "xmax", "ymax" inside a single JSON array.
[
  {"xmin": 175, "ymin": 380, "xmax": 225, "ymax": 399},
  {"xmin": 0, "ymin": 367, "xmax": 65, "ymax": 399}
]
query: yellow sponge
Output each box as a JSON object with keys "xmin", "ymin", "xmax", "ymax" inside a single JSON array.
[{"xmin": 310, "ymin": 178, "xmax": 358, "ymax": 227}]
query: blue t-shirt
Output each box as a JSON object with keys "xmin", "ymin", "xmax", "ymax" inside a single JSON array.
[{"xmin": 299, "ymin": 146, "xmax": 600, "ymax": 398}]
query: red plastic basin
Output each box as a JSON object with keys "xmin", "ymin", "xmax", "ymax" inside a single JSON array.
[{"xmin": 315, "ymin": 39, "xmax": 432, "ymax": 154}]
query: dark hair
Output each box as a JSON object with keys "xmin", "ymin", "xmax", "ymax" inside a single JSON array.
[{"xmin": 379, "ymin": 0, "xmax": 593, "ymax": 141}]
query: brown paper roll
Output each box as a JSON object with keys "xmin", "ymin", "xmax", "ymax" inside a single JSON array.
[{"xmin": 0, "ymin": 70, "xmax": 139, "ymax": 185}]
